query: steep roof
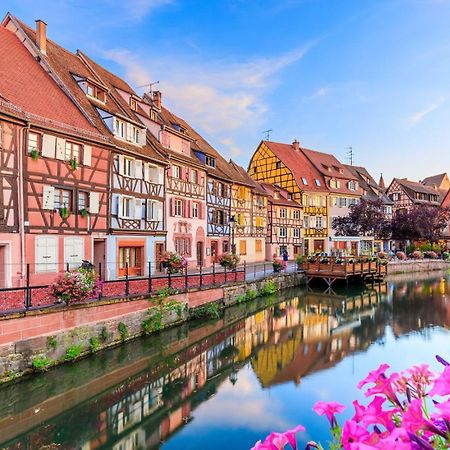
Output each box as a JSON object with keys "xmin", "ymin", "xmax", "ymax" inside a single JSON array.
[
  {"xmin": 259, "ymin": 182, "xmax": 302, "ymax": 208},
  {"xmin": 422, "ymin": 173, "xmax": 448, "ymax": 188},
  {"xmin": 0, "ymin": 24, "xmax": 100, "ymax": 138},
  {"xmin": 262, "ymin": 141, "xmax": 327, "ymax": 193},
  {"xmin": 302, "ymin": 148, "xmax": 357, "ymax": 181},
  {"xmin": 394, "ymin": 178, "xmax": 441, "ymax": 205},
  {"xmin": 229, "ymin": 160, "xmax": 266, "ymax": 194}
]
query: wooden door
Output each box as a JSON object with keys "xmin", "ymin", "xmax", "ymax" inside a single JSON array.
[
  {"xmin": 196, "ymin": 241, "xmax": 203, "ymax": 267},
  {"xmin": 211, "ymin": 241, "xmax": 218, "ymax": 262},
  {"xmin": 118, "ymin": 246, "xmax": 142, "ymax": 277},
  {"xmin": 155, "ymin": 243, "xmax": 164, "ymax": 271},
  {"xmin": 93, "ymin": 239, "xmax": 106, "ymax": 279}
]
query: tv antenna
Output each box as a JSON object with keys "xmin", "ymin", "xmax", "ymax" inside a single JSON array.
[
  {"xmin": 346, "ymin": 146, "xmax": 354, "ymax": 166},
  {"xmin": 134, "ymin": 81, "xmax": 160, "ymax": 94},
  {"xmin": 263, "ymin": 129, "xmax": 273, "ymax": 140}
]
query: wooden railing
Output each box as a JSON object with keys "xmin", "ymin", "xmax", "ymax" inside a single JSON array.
[{"xmin": 299, "ymin": 257, "xmax": 388, "ymax": 277}]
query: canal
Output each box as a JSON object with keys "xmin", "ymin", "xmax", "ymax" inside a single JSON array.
[{"xmin": 0, "ymin": 272, "xmax": 449, "ymax": 450}]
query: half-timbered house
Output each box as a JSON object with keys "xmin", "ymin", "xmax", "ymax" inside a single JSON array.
[
  {"xmin": 4, "ymin": 14, "xmax": 168, "ymax": 279},
  {"xmin": 1, "ymin": 20, "xmax": 109, "ymax": 285},
  {"xmin": 259, "ymin": 183, "xmax": 303, "ymax": 259}
]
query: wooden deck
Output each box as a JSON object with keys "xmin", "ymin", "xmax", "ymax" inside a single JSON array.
[{"xmin": 299, "ymin": 257, "xmax": 387, "ymax": 288}]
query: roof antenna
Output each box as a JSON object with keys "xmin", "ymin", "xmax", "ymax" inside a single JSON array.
[
  {"xmin": 134, "ymin": 81, "xmax": 160, "ymax": 94},
  {"xmin": 346, "ymin": 146, "xmax": 354, "ymax": 166},
  {"xmin": 263, "ymin": 129, "xmax": 273, "ymax": 140}
]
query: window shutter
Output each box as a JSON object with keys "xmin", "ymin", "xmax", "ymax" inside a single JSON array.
[
  {"xmin": 146, "ymin": 200, "xmax": 153, "ymax": 220},
  {"xmin": 157, "ymin": 202, "xmax": 163, "ymax": 221},
  {"xmin": 36, "ymin": 236, "xmax": 58, "ymax": 273},
  {"xmin": 126, "ymin": 123, "xmax": 132, "ymax": 142},
  {"xmin": 83, "ymin": 145, "xmax": 92, "ymax": 166},
  {"xmin": 134, "ymin": 160, "xmax": 142, "ymax": 179},
  {"xmin": 41, "ymin": 134, "xmax": 56, "ymax": 158},
  {"xmin": 89, "ymin": 192, "xmax": 99, "ymax": 214},
  {"xmin": 138, "ymin": 128, "xmax": 147, "ymax": 145},
  {"xmin": 118, "ymin": 155, "xmax": 124, "ymax": 175},
  {"xmin": 134, "ymin": 198, "xmax": 142, "ymax": 219},
  {"xmin": 185, "ymin": 200, "xmax": 191, "ymax": 218},
  {"xmin": 42, "ymin": 186, "xmax": 55, "ymax": 210},
  {"xmin": 56, "ymin": 137, "xmax": 65, "ymax": 160},
  {"xmin": 157, "ymin": 167, "xmax": 164, "ymax": 184},
  {"xmin": 199, "ymin": 203, "xmax": 205, "ymax": 220},
  {"xmin": 118, "ymin": 195, "xmax": 123, "ymax": 218},
  {"xmin": 170, "ymin": 198, "xmax": 175, "ymax": 217},
  {"xmin": 143, "ymin": 163, "xmax": 150, "ymax": 181}
]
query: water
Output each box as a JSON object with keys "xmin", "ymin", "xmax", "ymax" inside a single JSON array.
[{"xmin": 0, "ymin": 272, "xmax": 449, "ymax": 450}]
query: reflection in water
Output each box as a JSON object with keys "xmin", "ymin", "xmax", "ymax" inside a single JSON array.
[{"xmin": 0, "ymin": 274, "xmax": 449, "ymax": 450}]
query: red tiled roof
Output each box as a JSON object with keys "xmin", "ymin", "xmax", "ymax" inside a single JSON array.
[
  {"xmin": 0, "ymin": 25, "xmax": 96, "ymax": 134},
  {"xmin": 259, "ymin": 182, "xmax": 302, "ymax": 207}
]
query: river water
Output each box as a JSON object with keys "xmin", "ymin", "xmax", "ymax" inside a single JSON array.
[{"xmin": 0, "ymin": 272, "xmax": 449, "ymax": 450}]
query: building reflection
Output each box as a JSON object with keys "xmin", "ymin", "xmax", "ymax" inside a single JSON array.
[{"xmin": 1, "ymin": 275, "xmax": 449, "ymax": 450}]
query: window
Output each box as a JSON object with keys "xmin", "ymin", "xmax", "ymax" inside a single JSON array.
[
  {"xmin": 192, "ymin": 202, "xmax": 199, "ymax": 218},
  {"xmin": 287, "ymin": 193, "xmax": 293, "ymax": 200},
  {"xmin": 223, "ymin": 241, "xmax": 229, "ymax": 253},
  {"xmin": 255, "ymin": 216, "xmax": 264, "ymax": 227},
  {"xmin": 65, "ymin": 141, "xmax": 81, "ymax": 162},
  {"xmin": 348, "ymin": 180, "xmax": 358, "ymax": 191},
  {"xmin": 217, "ymin": 182, "xmax": 225, "ymax": 197},
  {"xmin": 330, "ymin": 178, "xmax": 338, "ymax": 189},
  {"xmin": 123, "ymin": 158, "xmax": 134, "ymax": 177},
  {"xmin": 279, "ymin": 227, "xmax": 287, "ymax": 238},
  {"xmin": 161, "ymin": 130, "xmax": 171, "ymax": 148},
  {"xmin": 276, "ymin": 161, "xmax": 281, "ymax": 169},
  {"xmin": 130, "ymin": 98, "xmax": 137, "ymax": 111},
  {"xmin": 315, "ymin": 179, "xmax": 321, "ymax": 187},
  {"xmin": 78, "ymin": 191, "xmax": 88, "ymax": 211},
  {"xmin": 115, "ymin": 119, "xmax": 126, "ymax": 139},
  {"xmin": 175, "ymin": 238, "xmax": 191, "ymax": 256},
  {"xmin": 301, "ymin": 177, "xmax": 308, "ymax": 185},
  {"xmin": 86, "ymin": 82, "xmax": 106, "ymax": 102},
  {"xmin": 121, "ymin": 196, "xmax": 134, "ymax": 218},
  {"xmin": 146, "ymin": 200, "xmax": 163, "ymax": 221},
  {"xmin": 191, "ymin": 169, "xmax": 198, "ymax": 184},
  {"xmin": 205, "ymin": 155, "xmax": 216, "ymax": 168},
  {"xmin": 293, "ymin": 210, "xmax": 301, "ymax": 220},
  {"xmin": 36, "ymin": 236, "xmax": 58, "ymax": 273},
  {"xmin": 54, "ymin": 188, "xmax": 72, "ymax": 210},
  {"xmin": 27, "ymin": 132, "xmax": 40, "ymax": 154},
  {"xmin": 239, "ymin": 240, "xmax": 247, "ymax": 255},
  {"xmin": 304, "ymin": 216, "xmax": 309, "ymax": 228},
  {"xmin": 151, "ymin": 110, "xmax": 158, "ymax": 121},
  {"xmin": 315, "ymin": 216, "xmax": 324, "ymax": 228},
  {"xmin": 256, "ymin": 240, "xmax": 263, "ymax": 253},
  {"xmin": 279, "ymin": 208, "xmax": 287, "ymax": 219},
  {"xmin": 119, "ymin": 247, "xmax": 142, "ymax": 273},
  {"xmin": 237, "ymin": 213, "xmax": 245, "ymax": 226},
  {"xmin": 175, "ymin": 199, "xmax": 183, "ymax": 217},
  {"xmin": 273, "ymin": 191, "xmax": 280, "ymax": 200},
  {"xmin": 132, "ymin": 126, "xmax": 140, "ymax": 144},
  {"xmin": 172, "ymin": 165, "xmax": 181, "ymax": 179},
  {"xmin": 293, "ymin": 228, "xmax": 301, "ymax": 238}
]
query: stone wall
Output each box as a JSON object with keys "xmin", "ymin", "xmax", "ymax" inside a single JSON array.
[
  {"xmin": 388, "ymin": 260, "xmax": 450, "ymax": 275},
  {"xmin": 0, "ymin": 272, "xmax": 306, "ymax": 383}
]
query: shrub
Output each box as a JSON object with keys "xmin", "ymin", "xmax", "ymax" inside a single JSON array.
[
  {"xmin": 411, "ymin": 250, "xmax": 423, "ymax": 259},
  {"xmin": 424, "ymin": 250, "xmax": 438, "ymax": 259},
  {"xmin": 377, "ymin": 251, "xmax": 387, "ymax": 259},
  {"xmin": 99, "ymin": 326, "xmax": 110, "ymax": 342},
  {"xmin": 32, "ymin": 355, "xmax": 51, "ymax": 371},
  {"xmin": 156, "ymin": 287, "xmax": 178, "ymax": 301},
  {"xmin": 272, "ymin": 259, "xmax": 283, "ymax": 272},
  {"xmin": 160, "ymin": 251, "xmax": 188, "ymax": 274},
  {"xmin": 50, "ymin": 267, "xmax": 99, "ymax": 305},
  {"xmin": 190, "ymin": 302, "xmax": 221, "ymax": 320},
  {"xmin": 443, "ymin": 251, "xmax": 450, "ymax": 261},
  {"xmin": 118, "ymin": 322, "xmax": 129, "ymax": 341},
  {"xmin": 218, "ymin": 253, "xmax": 240, "ymax": 268},
  {"xmin": 295, "ymin": 255, "xmax": 305, "ymax": 266},
  {"xmin": 235, "ymin": 294, "xmax": 246, "ymax": 304},
  {"xmin": 396, "ymin": 251, "xmax": 407, "ymax": 260},
  {"xmin": 89, "ymin": 337, "xmax": 101, "ymax": 352},
  {"xmin": 142, "ymin": 309, "xmax": 163, "ymax": 335},
  {"xmin": 245, "ymin": 289, "xmax": 258, "ymax": 301},
  {"xmin": 65, "ymin": 344, "xmax": 83, "ymax": 361},
  {"xmin": 260, "ymin": 280, "xmax": 277, "ymax": 296},
  {"xmin": 406, "ymin": 243, "xmax": 416, "ymax": 254},
  {"xmin": 46, "ymin": 336, "xmax": 57, "ymax": 350}
]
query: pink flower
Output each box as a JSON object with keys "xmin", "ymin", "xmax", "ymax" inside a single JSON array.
[
  {"xmin": 351, "ymin": 400, "xmax": 366, "ymax": 423},
  {"xmin": 358, "ymin": 396, "xmax": 396, "ymax": 432},
  {"xmin": 341, "ymin": 419, "xmax": 369, "ymax": 448},
  {"xmin": 434, "ymin": 399, "xmax": 450, "ymax": 421},
  {"xmin": 401, "ymin": 398, "xmax": 427, "ymax": 433},
  {"xmin": 313, "ymin": 401, "xmax": 345, "ymax": 426},
  {"xmin": 357, "ymin": 364, "xmax": 390, "ymax": 390},
  {"xmin": 282, "ymin": 425, "xmax": 305, "ymax": 450},
  {"xmin": 429, "ymin": 365, "xmax": 450, "ymax": 397}
]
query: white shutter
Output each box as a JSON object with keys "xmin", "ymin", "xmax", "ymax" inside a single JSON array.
[
  {"xmin": 146, "ymin": 200, "xmax": 153, "ymax": 220},
  {"xmin": 134, "ymin": 160, "xmax": 142, "ymax": 179},
  {"xmin": 83, "ymin": 145, "xmax": 92, "ymax": 166},
  {"xmin": 89, "ymin": 192, "xmax": 99, "ymax": 214},
  {"xmin": 134, "ymin": 198, "xmax": 142, "ymax": 219},
  {"xmin": 126, "ymin": 123, "xmax": 132, "ymax": 142},
  {"xmin": 56, "ymin": 137, "xmax": 65, "ymax": 160},
  {"xmin": 138, "ymin": 128, "xmax": 147, "ymax": 145},
  {"xmin": 157, "ymin": 167, "xmax": 164, "ymax": 185},
  {"xmin": 143, "ymin": 163, "xmax": 150, "ymax": 181},
  {"xmin": 42, "ymin": 186, "xmax": 55, "ymax": 210},
  {"xmin": 41, "ymin": 134, "xmax": 56, "ymax": 158},
  {"xmin": 36, "ymin": 236, "xmax": 58, "ymax": 273},
  {"xmin": 117, "ymin": 195, "xmax": 123, "ymax": 218},
  {"xmin": 156, "ymin": 202, "xmax": 163, "ymax": 221},
  {"xmin": 64, "ymin": 237, "xmax": 84, "ymax": 269},
  {"xmin": 118, "ymin": 155, "xmax": 125, "ymax": 175}
]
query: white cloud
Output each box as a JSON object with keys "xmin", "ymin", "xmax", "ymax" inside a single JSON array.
[
  {"xmin": 303, "ymin": 86, "xmax": 330, "ymax": 102},
  {"xmin": 103, "ymin": 42, "xmax": 314, "ymax": 157},
  {"xmin": 124, "ymin": 0, "xmax": 174, "ymax": 20},
  {"xmin": 407, "ymin": 96, "xmax": 445, "ymax": 126}
]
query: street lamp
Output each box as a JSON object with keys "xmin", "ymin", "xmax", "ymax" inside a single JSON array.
[{"xmin": 229, "ymin": 215, "xmax": 236, "ymax": 254}]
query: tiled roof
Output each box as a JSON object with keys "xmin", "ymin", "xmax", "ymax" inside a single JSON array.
[
  {"xmin": 394, "ymin": 178, "xmax": 441, "ymax": 205},
  {"xmin": 262, "ymin": 141, "xmax": 327, "ymax": 192},
  {"xmin": 229, "ymin": 160, "xmax": 267, "ymax": 194},
  {"xmin": 259, "ymin": 182, "xmax": 302, "ymax": 207},
  {"xmin": 422, "ymin": 173, "xmax": 448, "ymax": 188},
  {"xmin": 302, "ymin": 148, "xmax": 357, "ymax": 180},
  {"xmin": 0, "ymin": 25, "xmax": 97, "ymax": 135}
]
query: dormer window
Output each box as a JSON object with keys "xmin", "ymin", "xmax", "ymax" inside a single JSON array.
[
  {"xmin": 115, "ymin": 119, "xmax": 126, "ymax": 139},
  {"xmin": 130, "ymin": 98, "xmax": 138, "ymax": 111},
  {"xmin": 151, "ymin": 110, "xmax": 158, "ymax": 122},
  {"xmin": 315, "ymin": 179, "xmax": 321, "ymax": 187},
  {"xmin": 114, "ymin": 118, "xmax": 145, "ymax": 145},
  {"xmin": 86, "ymin": 81, "xmax": 106, "ymax": 103},
  {"xmin": 301, "ymin": 177, "xmax": 308, "ymax": 185},
  {"xmin": 274, "ymin": 191, "xmax": 280, "ymax": 200},
  {"xmin": 205, "ymin": 155, "xmax": 216, "ymax": 168},
  {"xmin": 348, "ymin": 180, "xmax": 358, "ymax": 191},
  {"xmin": 287, "ymin": 193, "xmax": 293, "ymax": 200}
]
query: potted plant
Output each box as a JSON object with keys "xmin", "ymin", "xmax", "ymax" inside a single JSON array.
[
  {"xmin": 80, "ymin": 208, "xmax": 89, "ymax": 218},
  {"xmin": 59, "ymin": 206, "xmax": 70, "ymax": 220},
  {"xmin": 334, "ymin": 257, "xmax": 343, "ymax": 264},
  {"xmin": 273, "ymin": 259, "xmax": 283, "ymax": 273},
  {"xmin": 160, "ymin": 251, "xmax": 188, "ymax": 274},
  {"xmin": 307, "ymin": 255, "xmax": 316, "ymax": 263},
  {"xmin": 68, "ymin": 158, "xmax": 78, "ymax": 170},
  {"xmin": 319, "ymin": 256, "xmax": 329, "ymax": 264},
  {"xmin": 295, "ymin": 255, "xmax": 305, "ymax": 269},
  {"xmin": 218, "ymin": 253, "xmax": 240, "ymax": 269},
  {"xmin": 30, "ymin": 149, "xmax": 39, "ymax": 160}
]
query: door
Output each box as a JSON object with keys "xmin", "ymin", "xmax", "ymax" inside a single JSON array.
[
  {"xmin": 119, "ymin": 246, "xmax": 142, "ymax": 277},
  {"xmin": 155, "ymin": 243, "xmax": 164, "ymax": 272},
  {"xmin": 196, "ymin": 241, "xmax": 203, "ymax": 267},
  {"xmin": 0, "ymin": 245, "xmax": 7, "ymax": 288},
  {"xmin": 93, "ymin": 239, "xmax": 106, "ymax": 279},
  {"xmin": 314, "ymin": 239, "xmax": 324, "ymax": 252},
  {"xmin": 211, "ymin": 241, "xmax": 218, "ymax": 262}
]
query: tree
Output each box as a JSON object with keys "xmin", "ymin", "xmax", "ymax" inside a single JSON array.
[
  {"xmin": 332, "ymin": 199, "xmax": 391, "ymax": 239},
  {"xmin": 391, "ymin": 205, "xmax": 450, "ymax": 243}
]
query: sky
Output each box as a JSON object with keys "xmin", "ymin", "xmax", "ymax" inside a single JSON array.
[{"xmin": 4, "ymin": 0, "xmax": 450, "ymax": 183}]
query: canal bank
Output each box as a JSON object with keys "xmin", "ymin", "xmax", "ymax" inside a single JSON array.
[
  {"xmin": 0, "ymin": 272, "xmax": 305, "ymax": 384},
  {"xmin": 387, "ymin": 259, "xmax": 450, "ymax": 274}
]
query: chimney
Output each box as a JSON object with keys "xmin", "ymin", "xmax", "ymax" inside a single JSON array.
[
  {"xmin": 292, "ymin": 139, "xmax": 300, "ymax": 151},
  {"xmin": 35, "ymin": 19, "xmax": 47, "ymax": 56},
  {"xmin": 152, "ymin": 90, "xmax": 162, "ymax": 110}
]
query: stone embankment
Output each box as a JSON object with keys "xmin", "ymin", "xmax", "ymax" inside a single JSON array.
[
  {"xmin": 0, "ymin": 272, "xmax": 305, "ymax": 384},
  {"xmin": 388, "ymin": 259, "xmax": 450, "ymax": 275}
]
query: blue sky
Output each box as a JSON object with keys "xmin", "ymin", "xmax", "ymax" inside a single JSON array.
[{"xmin": 4, "ymin": 0, "xmax": 450, "ymax": 183}]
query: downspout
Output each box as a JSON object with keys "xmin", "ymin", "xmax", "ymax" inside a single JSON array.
[{"xmin": 18, "ymin": 122, "xmax": 30, "ymax": 286}]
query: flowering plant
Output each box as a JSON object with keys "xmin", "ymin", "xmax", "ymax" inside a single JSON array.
[
  {"xmin": 424, "ymin": 251, "xmax": 438, "ymax": 260},
  {"xmin": 307, "ymin": 256, "xmax": 316, "ymax": 263},
  {"xmin": 411, "ymin": 250, "xmax": 423, "ymax": 259},
  {"xmin": 160, "ymin": 251, "xmax": 188, "ymax": 274},
  {"xmin": 218, "ymin": 253, "xmax": 240, "ymax": 269},
  {"xmin": 396, "ymin": 251, "xmax": 407, "ymax": 260},
  {"xmin": 50, "ymin": 267, "xmax": 99, "ymax": 305},
  {"xmin": 273, "ymin": 259, "xmax": 284, "ymax": 272},
  {"xmin": 252, "ymin": 355, "xmax": 450, "ymax": 450},
  {"xmin": 377, "ymin": 252, "xmax": 387, "ymax": 259}
]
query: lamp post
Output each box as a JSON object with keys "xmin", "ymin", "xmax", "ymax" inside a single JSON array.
[{"xmin": 229, "ymin": 215, "xmax": 236, "ymax": 254}]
